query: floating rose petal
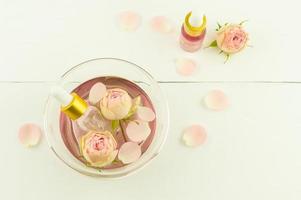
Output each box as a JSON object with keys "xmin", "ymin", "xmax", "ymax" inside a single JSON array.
[
  {"xmin": 176, "ymin": 58, "xmax": 198, "ymax": 76},
  {"xmin": 204, "ymin": 90, "xmax": 229, "ymax": 111},
  {"xmin": 182, "ymin": 125, "xmax": 207, "ymax": 147},
  {"xmin": 118, "ymin": 142, "xmax": 142, "ymax": 164},
  {"xmin": 18, "ymin": 123, "xmax": 42, "ymax": 147},
  {"xmin": 136, "ymin": 106, "xmax": 155, "ymax": 122},
  {"xmin": 126, "ymin": 120, "xmax": 151, "ymax": 142},
  {"xmin": 117, "ymin": 11, "xmax": 141, "ymax": 31},
  {"xmin": 88, "ymin": 82, "xmax": 106, "ymax": 104},
  {"xmin": 150, "ymin": 16, "xmax": 173, "ymax": 33}
]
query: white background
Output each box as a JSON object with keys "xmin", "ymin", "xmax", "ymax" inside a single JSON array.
[{"xmin": 1, "ymin": 0, "xmax": 301, "ymax": 199}]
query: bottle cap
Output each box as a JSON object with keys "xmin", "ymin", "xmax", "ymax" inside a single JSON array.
[
  {"xmin": 51, "ymin": 86, "xmax": 88, "ymax": 120},
  {"xmin": 184, "ymin": 11, "xmax": 207, "ymax": 37}
]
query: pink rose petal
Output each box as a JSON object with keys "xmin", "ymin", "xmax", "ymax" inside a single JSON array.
[
  {"xmin": 136, "ymin": 106, "xmax": 155, "ymax": 122},
  {"xmin": 182, "ymin": 125, "xmax": 207, "ymax": 147},
  {"xmin": 126, "ymin": 120, "xmax": 151, "ymax": 142},
  {"xmin": 204, "ymin": 90, "xmax": 229, "ymax": 111},
  {"xmin": 118, "ymin": 142, "xmax": 142, "ymax": 164},
  {"xmin": 176, "ymin": 58, "xmax": 198, "ymax": 76},
  {"xmin": 150, "ymin": 16, "xmax": 173, "ymax": 33},
  {"xmin": 117, "ymin": 11, "xmax": 141, "ymax": 31},
  {"xmin": 88, "ymin": 82, "xmax": 106, "ymax": 104},
  {"xmin": 18, "ymin": 123, "xmax": 42, "ymax": 147}
]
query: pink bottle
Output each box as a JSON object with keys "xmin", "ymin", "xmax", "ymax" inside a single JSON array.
[{"xmin": 180, "ymin": 11, "xmax": 207, "ymax": 52}]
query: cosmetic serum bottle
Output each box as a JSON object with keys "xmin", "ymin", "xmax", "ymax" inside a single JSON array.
[
  {"xmin": 179, "ymin": 11, "xmax": 207, "ymax": 52},
  {"xmin": 51, "ymin": 86, "xmax": 106, "ymax": 133}
]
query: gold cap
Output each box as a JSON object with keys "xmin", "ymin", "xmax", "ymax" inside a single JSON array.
[
  {"xmin": 61, "ymin": 93, "xmax": 88, "ymax": 120},
  {"xmin": 184, "ymin": 12, "xmax": 207, "ymax": 37}
]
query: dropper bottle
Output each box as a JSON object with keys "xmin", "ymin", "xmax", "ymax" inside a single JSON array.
[
  {"xmin": 179, "ymin": 11, "xmax": 207, "ymax": 52},
  {"xmin": 51, "ymin": 86, "xmax": 106, "ymax": 132}
]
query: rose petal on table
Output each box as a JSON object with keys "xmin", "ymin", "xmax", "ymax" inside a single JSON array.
[
  {"xmin": 204, "ymin": 90, "xmax": 229, "ymax": 111},
  {"xmin": 18, "ymin": 123, "xmax": 42, "ymax": 147},
  {"xmin": 136, "ymin": 106, "xmax": 155, "ymax": 122},
  {"xmin": 150, "ymin": 16, "xmax": 173, "ymax": 33},
  {"xmin": 88, "ymin": 82, "xmax": 107, "ymax": 104},
  {"xmin": 176, "ymin": 58, "xmax": 198, "ymax": 76},
  {"xmin": 182, "ymin": 125, "xmax": 207, "ymax": 147},
  {"xmin": 126, "ymin": 120, "xmax": 151, "ymax": 142},
  {"xmin": 117, "ymin": 11, "xmax": 141, "ymax": 31},
  {"xmin": 118, "ymin": 142, "xmax": 142, "ymax": 164}
]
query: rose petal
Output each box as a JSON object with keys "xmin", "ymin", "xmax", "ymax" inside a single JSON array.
[
  {"xmin": 204, "ymin": 90, "xmax": 229, "ymax": 111},
  {"xmin": 125, "ymin": 96, "xmax": 141, "ymax": 118},
  {"xmin": 136, "ymin": 106, "xmax": 155, "ymax": 122},
  {"xmin": 176, "ymin": 58, "xmax": 198, "ymax": 76},
  {"xmin": 150, "ymin": 16, "xmax": 173, "ymax": 33},
  {"xmin": 88, "ymin": 82, "xmax": 106, "ymax": 104},
  {"xmin": 18, "ymin": 123, "xmax": 42, "ymax": 147},
  {"xmin": 182, "ymin": 125, "xmax": 207, "ymax": 147},
  {"xmin": 126, "ymin": 120, "xmax": 151, "ymax": 142},
  {"xmin": 118, "ymin": 142, "xmax": 141, "ymax": 164},
  {"xmin": 117, "ymin": 11, "xmax": 141, "ymax": 31}
]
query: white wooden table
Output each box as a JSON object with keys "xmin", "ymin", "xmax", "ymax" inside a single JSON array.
[{"xmin": 1, "ymin": 0, "xmax": 301, "ymax": 199}]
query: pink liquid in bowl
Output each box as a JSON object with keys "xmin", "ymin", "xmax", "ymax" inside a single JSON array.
[{"xmin": 59, "ymin": 77, "xmax": 156, "ymax": 169}]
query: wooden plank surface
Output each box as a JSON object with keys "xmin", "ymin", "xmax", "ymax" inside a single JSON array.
[
  {"xmin": 1, "ymin": 0, "xmax": 300, "ymax": 199},
  {"xmin": 0, "ymin": 83, "xmax": 300, "ymax": 199},
  {"xmin": 0, "ymin": 0, "xmax": 300, "ymax": 82}
]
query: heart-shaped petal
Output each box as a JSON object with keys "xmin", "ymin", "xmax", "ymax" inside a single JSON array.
[
  {"xmin": 88, "ymin": 82, "xmax": 106, "ymax": 104},
  {"xmin": 118, "ymin": 142, "xmax": 141, "ymax": 164},
  {"xmin": 150, "ymin": 16, "xmax": 173, "ymax": 33},
  {"xmin": 204, "ymin": 90, "xmax": 229, "ymax": 111},
  {"xmin": 136, "ymin": 106, "xmax": 155, "ymax": 122},
  {"xmin": 18, "ymin": 123, "xmax": 42, "ymax": 147},
  {"xmin": 176, "ymin": 58, "xmax": 198, "ymax": 76},
  {"xmin": 182, "ymin": 125, "xmax": 207, "ymax": 147},
  {"xmin": 126, "ymin": 120, "xmax": 151, "ymax": 142},
  {"xmin": 117, "ymin": 11, "xmax": 141, "ymax": 31}
]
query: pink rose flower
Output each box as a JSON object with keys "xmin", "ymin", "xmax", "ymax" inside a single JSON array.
[
  {"xmin": 100, "ymin": 88, "xmax": 132, "ymax": 120},
  {"xmin": 80, "ymin": 131, "xmax": 118, "ymax": 168},
  {"xmin": 216, "ymin": 24, "xmax": 248, "ymax": 54}
]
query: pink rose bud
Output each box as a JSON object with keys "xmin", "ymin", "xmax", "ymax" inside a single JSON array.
[
  {"xmin": 99, "ymin": 88, "xmax": 132, "ymax": 120},
  {"xmin": 216, "ymin": 24, "xmax": 248, "ymax": 54},
  {"xmin": 80, "ymin": 131, "xmax": 118, "ymax": 168}
]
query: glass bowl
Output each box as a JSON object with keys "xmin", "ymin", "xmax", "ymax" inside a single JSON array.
[{"xmin": 44, "ymin": 58, "xmax": 169, "ymax": 178}]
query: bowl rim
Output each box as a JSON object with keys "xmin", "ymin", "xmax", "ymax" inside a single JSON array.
[{"xmin": 43, "ymin": 57, "xmax": 170, "ymax": 179}]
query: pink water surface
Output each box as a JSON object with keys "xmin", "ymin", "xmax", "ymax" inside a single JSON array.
[{"xmin": 59, "ymin": 76, "xmax": 156, "ymax": 169}]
